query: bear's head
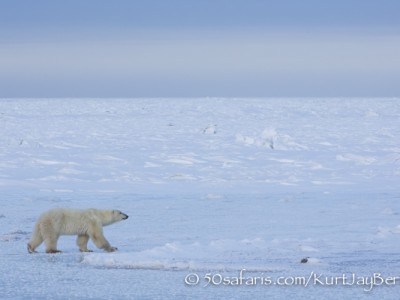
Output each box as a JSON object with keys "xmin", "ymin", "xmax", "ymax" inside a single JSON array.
[
  {"xmin": 98, "ymin": 209, "xmax": 129, "ymax": 226},
  {"xmin": 113, "ymin": 210, "xmax": 129, "ymax": 221}
]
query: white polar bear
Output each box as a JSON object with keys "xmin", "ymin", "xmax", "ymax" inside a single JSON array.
[{"xmin": 27, "ymin": 208, "xmax": 128, "ymax": 254}]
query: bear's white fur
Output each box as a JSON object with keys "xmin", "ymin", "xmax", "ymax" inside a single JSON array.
[{"xmin": 27, "ymin": 208, "xmax": 128, "ymax": 253}]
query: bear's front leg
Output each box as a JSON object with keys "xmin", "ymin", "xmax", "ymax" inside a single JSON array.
[
  {"xmin": 105, "ymin": 246, "xmax": 118, "ymax": 252},
  {"xmin": 77, "ymin": 234, "xmax": 93, "ymax": 252},
  {"xmin": 89, "ymin": 230, "xmax": 118, "ymax": 252}
]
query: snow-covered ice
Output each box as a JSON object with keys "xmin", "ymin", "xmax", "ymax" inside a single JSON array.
[{"xmin": 0, "ymin": 98, "xmax": 399, "ymax": 299}]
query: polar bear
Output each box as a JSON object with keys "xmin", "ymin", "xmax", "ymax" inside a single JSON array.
[{"xmin": 27, "ymin": 208, "xmax": 129, "ymax": 254}]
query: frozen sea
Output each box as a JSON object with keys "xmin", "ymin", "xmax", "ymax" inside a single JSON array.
[{"xmin": 0, "ymin": 98, "xmax": 399, "ymax": 299}]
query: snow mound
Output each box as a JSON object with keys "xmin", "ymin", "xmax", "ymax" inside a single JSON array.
[
  {"xmin": 376, "ymin": 225, "xmax": 400, "ymax": 238},
  {"xmin": 236, "ymin": 128, "xmax": 307, "ymax": 150},
  {"xmin": 336, "ymin": 154, "xmax": 376, "ymax": 165},
  {"xmin": 82, "ymin": 239, "xmax": 283, "ymax": 272}
]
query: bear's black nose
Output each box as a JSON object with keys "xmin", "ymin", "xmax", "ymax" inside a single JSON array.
[{"xmin": 123, "ymin": 214, "xmax": 129, "ymax": 220}]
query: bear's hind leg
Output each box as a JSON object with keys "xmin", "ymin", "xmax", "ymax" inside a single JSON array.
[
  {"xmin": 27, "ymin": 224, "xmax": 43, "ymax": 253},
  {"xmin": 40, "ymin": 221, "xmax": 62, "ymax": 253},
  {"xmin": 77, "ymin": 234, "xmax": 92, "ymax": 252},
  {"xmin": 44, "ymin": 232, "xmax": 61, "ymax": 253},
  {"xmin": 45, "ymin": 238, "xmax": 62, "ymax": 253},
  {"xmin": 45, "ymin": 238, "xmax": 61, "ymax": 253}
]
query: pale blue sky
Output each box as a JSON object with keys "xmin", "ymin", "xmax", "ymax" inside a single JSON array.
[{"xmin": 0, "ymin": 0, "xmax": 399, "ymax": 97}]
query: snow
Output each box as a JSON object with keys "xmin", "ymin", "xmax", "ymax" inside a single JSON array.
[{"xmin": 0, "ymin": 98, "xmax": 399, "ymax": 299}]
